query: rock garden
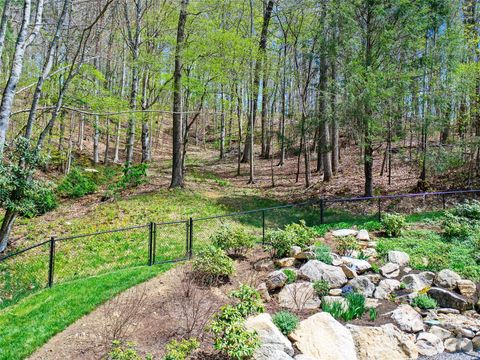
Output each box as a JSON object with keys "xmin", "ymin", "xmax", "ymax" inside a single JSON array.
[{"xmin": 30, "ymin": 201, "xmax": 480, "ymax": 360}]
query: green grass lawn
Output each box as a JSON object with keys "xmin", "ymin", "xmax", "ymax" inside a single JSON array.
[{"xmin": 0, "ymin": 264, "xmax": 171, "ymax": 360}]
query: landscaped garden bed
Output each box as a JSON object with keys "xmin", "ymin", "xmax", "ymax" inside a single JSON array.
[{"xmin": 29, "ymin": 201, "xmax": 480, "ymax": 360}]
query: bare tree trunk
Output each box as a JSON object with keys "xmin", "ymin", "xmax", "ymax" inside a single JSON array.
[
  {"xmin": 331, "ymin": 63, "xmax": 339, "ymax": 174},
  {"xmin": 78, "ymin": 115, "xmax": 85, "ymax": 151},
  {"xmin": 0, "ymin": 0, "xmax": 32, "ymax": 156},
  {"xmin": 93, "ymin": 115, "xmax": 99, "ymax": 164},
  {"xmin": 0, "ymin": 209, "xmax": 16, "ymax": 252},
  {"xmin": 170, "ymin": 0, "xmax": 189, "ymax": 188},
  {"xmin": 0, "ymin": 0, "xmax": 11, "ymax": 70},
  {"xmin": 220, "ymin": 87, "xmax": 225, "ymax": 159},
  {"xmin": 104, "ymin": 118, "xmax": 110, "ymax": 164}
]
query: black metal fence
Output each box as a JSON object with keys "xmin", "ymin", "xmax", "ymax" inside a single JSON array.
[{"xmin": 1, "ymin": 189, "xmax": 479, "ymax": 308}]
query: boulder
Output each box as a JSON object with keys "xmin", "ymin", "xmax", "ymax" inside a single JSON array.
[
  {"xmin": 329, "ymin": 288, "xmax": 342, "ymax": 296},
  {"xmin": 380, "ymin": 262, "xmax": 400, "ymax": 279},
  {"xmin": 388, "ymin": 251, "xmax": 410, "ymax": 267},
  {"xmin": 289, "ymin": 312, "xmax": 357, "ymax": 360},
  {"xmin": 341, "ymin": 257, "xmax": 372, "ymax": 274},
  {"xmin": 332, "ymin": 229, "xmax": 358, "ymax": 237},
  {"xmin": 253, "ymin": 345, "xmax": 294, "ymax": 360},
  {"xmin": 289, "ymin": 246, "xmax": 302, "ymax": 258},
  {"xmin": 347, "ymin": 323, "xmax": 418, "ymax": 360},
  {"xmin": 366, "ymin": 298, "xmax": 380, "ymax": 309},
  {"xmin": 472, "ymin": 336, "xmax": 480, "ymax": 350},
  {"xmin": 374, "ymin": 279, "xmax": 401, "ymax": 299},
  {"xmin": 278, "ymin": 282, "xmax": 320, "ymax": 311},
  {"xmin": 429, "ymin": 325, "xmax": 452, "ymax": 341},
  {"xmin": 391, "ymin": 304, "xmax": 425, "ymax": 333},
  {"xmin": 400, "ymin": 272, "xmax": 435, "ymax": 292},
  {"xmin": 444, "ymin": 338, "xmax": 473, "ymax": 353},
  {"xmin": 427, "ymin": 287, "xmax": 473, "ymax": 312},
  {"xmin": 348, "ymin": 276, "xmax": 376, "ymax": 298},
  {"xmin": 341, "ymin": 264, "xmax": 357, "ymax": 279},
  {"xmin": 254, "ymin": 259, "xmax": 275, "ymax": 271},
  {"xmin": 266, "ymin": 270, "xmax": 288, "ymax": 291},
  {"xmin": 366, "ymin": 274, "xmax": 382, "ymax": 285},
  {"xmin": 294, "ymin": 356, "xmax": 316, "ymax": 360},
  {"xmin": 275, "ymin": 258, "xmax": 296, "ymax": 268},
  {"xmin": 295, "ymin": 251, "xmax": 315, "ymax": 260},
  {"xmin": 356, "ymin": 229, "xmax": 370, "ymax": 241},
  {"xmin": 363, "ymin": 248, "xmax": 378, "ymax": 259},
  {"xmin": 434, "ymin": 269, "xmax": 461, "ymax": 290},
  {"xmin": 415, "ymin": 332, "xmax": 444, "ymax": 356},
  {"xmin": 245, "ymin": 313, "xmax": 294, "ymax": 356},
  {"xmin": 299, "ymin": 260, "xmax": 347, "ymax": 288},
  {"xmin": 257, "ymin": 283, "xmax": 271, "ymax": 302},
  {"xmin": 457, "ymin": 279, "xmax": 477, "ymax": 298}
]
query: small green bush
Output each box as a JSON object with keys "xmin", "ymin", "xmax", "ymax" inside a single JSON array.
[
  {"xmin": 442, "ymin": 212, "xmax": 473, "ymax": 239},
  {"xmin": 453, "ymin": 200, "xmax": 480, "ymax": 220},
  {"xmin": 411, "ymin": 295, "xmax": 437, "ymax": 310},
  {"xmin": 336, "ymin": 236, "xmax": 360, "ymax": 256},
  {"xmin": 209, "ymin": 305, "xmax": 260, "ymax": 360},
  {"xmin": 20, "ymin": 186, "xmax": 58, "ymax": 218},
  {"xmin": 118, "ymin": 163, "xmax": 148, "ymax": 190},
  {"xmin": 315, "ymin": 244, "xmax": 333, "ymax": 264},
  {"xmin": 282, "ymin": 269, "xmax": 297, "ymax": 284},
  {"xmin": 57, "ymin": 168, "xmax": 97, "ymax": 198},
  {"xmin": 212, "ymin": 224, "xmax": 256, "ymax": 256},
  {"xmin": 272, "ymin": 311, "xmax": 299, "ymax": 335},
  {"xmin": 313, "ymin": 280, "xmax": 330, "ymax": 297},
  {"xmin": 106, "ymin": 341, "xmax": 151, "ymax": 360},
  {"xmin": 192, "ymin": 246, "xmax": 235, "ymax": 284},
  {"xmin": 284, "ymin": 220, "xmax": 316, "ymax": 249},
  {"xmin": 382, "ymin": 213, "xmax": 407, "ymax": 237},
  {"xmin": 266, "ymin": 221, "xmax": 316, "ymax": 258},
  {"xmin": 230, "ymin": 284, "xmax": 265, "ymax": 317},
  {"xmin": 163, "ymin": 338, "xmax": 199, "ymax": 360}
]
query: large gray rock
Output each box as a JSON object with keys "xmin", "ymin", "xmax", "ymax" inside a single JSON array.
[
  {"xmin": 266, "ymin": 270, "xmax": 288, "ymax": 291},
  {"xmin": 275, "ymin": 258, "xmax": 296, "ymax": 268},
  {"xmin": 429, "ymin": 325, "xmax": 453, "ymax": 341},
  {"xmin": 245, "ymin": 313, "xmax": 294, "ymax": 356},
  {"xmin": 380, "ymin": 262, "xmax": 400, "ymax": 278},
  {"xmin": 348, "ymin": 276, "xmax": 376, "ymax": 298},
  {"xmin": 400, "ymin": 272, "xmax": 435, "ymax": 292},
  {"xmin": 290, "ymin": 312, "xmax": 357, "ymax": 360},
  {"xmin": 332, "ymin": 229, "xmax": 358, "ymax": 237},
  {"xmin": 457, "ymin": 279, "xmax": 477, "ymax": 298},
  {"xmin": 427, "ymin": 287, "xmax": 473, "ymax": 312},
  {"xmin": 374, "ymin": 279, "xmax": 401, "ymax": 299},
  {"xmin": 434, "ymin": 269, "xmax": 461, "ymax": 290},
  {"xmin": 253, "ymin": 345, "xmax": 294, "ymax": 360},
  {"xmin": 356, "ymin": 229, "xmax": 370, "ymax": 241},
  {"xmin": 341, "ymin": 257, "xmax": 372, "ymax": 274},
  {"xmin": 391, "ymin": 304, "xmax": 425, "ymax": 333},
  {"xmin": 443, "ymin": 337, "xmax": 473, "ymax": 353},
  {"xmin": 254, "ymin": 259, "xmax": 275, "ymax": 271},
  {"xmin": 415, "ymin": 332, "xmax": 444, "ymax": 356},
  {"xmin": 347, "ymin": 323, "xmax": 418, "ymax": 360},
  {"xmin": 388, "ymin": 251, "xmax": 410, "ymax": 267},
  {"xmin": 278, "ymin": 282, "xmax": 320, "ymax": 311},
  {"xmin": 299, "ymin": 260, "xmax": 347, "ymax": 288}
]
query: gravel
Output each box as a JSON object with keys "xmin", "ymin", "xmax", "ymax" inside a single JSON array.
[{"xmin": 422, "ymin": 352, "xmax": 480, "ymax": 360}]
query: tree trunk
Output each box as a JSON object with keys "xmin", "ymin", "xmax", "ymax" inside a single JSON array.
[
  {"xmin": 170, "ymin": 0, "xmax": 189, "ymax": 188},
  {"xmin": 0, "ymin": 209, "xmax": 16, "ymax": 253}
]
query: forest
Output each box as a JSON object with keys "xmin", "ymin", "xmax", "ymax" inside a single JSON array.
[{"xmin": 0, "ymin": 0, "xmax": 479, "ymax": 253}]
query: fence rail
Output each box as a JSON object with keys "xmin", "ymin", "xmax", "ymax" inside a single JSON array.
[{"xmin": 0, "ymin": 189, "xmax": 479, "ymax": 308}]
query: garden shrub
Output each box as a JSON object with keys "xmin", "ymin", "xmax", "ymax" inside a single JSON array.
[
  {"xmin": 118, "ymin": 163, "xmax": 148, "ymax": 190},
  {"xmin": 336, "ymin": 236, "xmax": 360, "ymax": 256},
  {"xmin": 411, "ymin": 295, "xmax": 437, "ymax": 310},
  {"xmin": 266, "ymin": 220, "xmax": 316, "ymax": 258},
  {"xmin": 313, "ymin": 279, "xmax": 330, "ymax": 297},
  {"xmin": 57, "ymin": 167, "xmax": 97, "ymax": 198},
  {"xmin": 381, "ymin": 213, "xmax": 407, "ymax": 237},
  {"xmin": 442, "ymin": 212, "xmax": 473, "ymax": 239},
  {"xmin": 192, "ymin": 246, "xmax": 235, "ymax": 284},
  {"xmin": 230, "ymin": 284, "xmax": 265, "ymax": 317},
  {"xmin": 453, "ymin": 200, "xmax": 480, "ymax": 220},
  {"xmin": 272, "ymin": 311, "xmax": 299, "ymax": 335},
  {"xmin": 212, "ymin": 224, "xmax": 256, "ymax": 256},
  {"xmin": 282, "ymin": 269, "xmax": 297, "ymax": 284},
  {"xmin": 314, "ymin": 243, "xmax": 333, "ymax": 264},
  {"xmin": 163, "ymin": 338, "xmax": 200, "ymax": 360},
  {"xmin": 19, "ymin": 186, "xmax": 58, "ymax": 218}
]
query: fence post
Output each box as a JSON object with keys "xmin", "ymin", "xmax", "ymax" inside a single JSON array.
[
  {"xmin": 377, "ymin": 198, "xmax": 382, "ymax": 222},
  {"xmin": 189, "ymin": 217, "xmax": 193, "ymax": 259},
  {"xmin": 262, "ymin": 210, "xmax": 265, "ymax": 244},
  {"xmin": 48, "ymin": 236, "xmax": 56, "ymax": 288},
  {"xmin": 185, "ymin": 221, "xmax": 190, "ymax": 258},
  {"xmin": 148, "ymin": 222, "xmax": 154, "ymax": 266},
  {"xmin": 320, "ymin": 199, "xmax": 324, "ymax": 224},
  {"xmin": 152, "ymin": 222, "xmax": 157, "ymax": 264}
]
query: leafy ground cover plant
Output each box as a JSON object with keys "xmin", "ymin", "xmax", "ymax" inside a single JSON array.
[
  {"xmin": 212, "ymin": 224, "xmax": 256, "ymax": 257},
  {"xmin": 381, "ymin": 213, "xmax": 407, "ymax": 237},
  {"xmin": 314, "ymin": 243, "xmax": 333, "ymax": 264},
  {"xmin": 230, "ymin": 284, "xmax": 265, "ymax": 317},
  {"xmin": 313, "ymin": 280, "xmax": 330, "ymax": 297},
  {"xmin": 266, "ymin": 221, "xmax": 316, "ymax": 258},
  {"xmin": 57, "ymin": 167, "xmax": 98, "ymax": 198},
  {"xmin": 411, "ymin": 295, "xmax": 437, "ymax": 310},
  {"xmin": 282, "ymin": 269, "xmax": 297, "ymax": 284},
  {"xmin": 192, "ymin": 246, "xmax": 234, "ymax": 285},
  {"xmin": 106, "ymin": 340, "xmax": 152, "ymax": 360},
  {"xmin": 272, "ymin": 311, "xmax": 299, "ymax": 335},
  {"xmin": 336, "ymin": 236, "xmax": 360, "ymax": 256},
  {"xmin": 163, "ymin": 338, "xmax": 200, "ymax": 360}
]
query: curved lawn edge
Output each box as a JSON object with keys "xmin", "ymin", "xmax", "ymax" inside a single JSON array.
[{"xmin": 0, "ymin": 264, "xmax": 172, "ymax": 360}]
